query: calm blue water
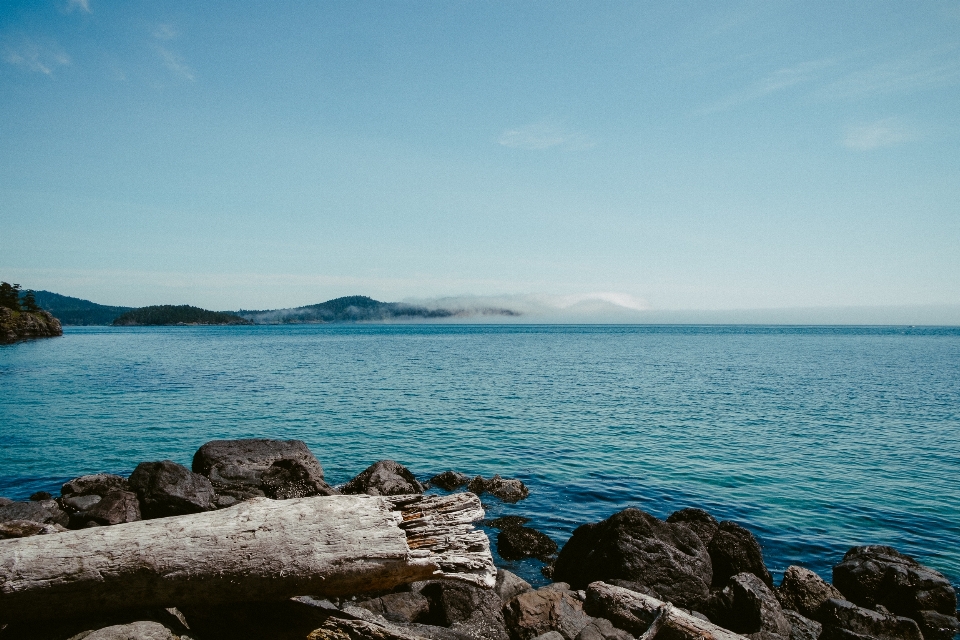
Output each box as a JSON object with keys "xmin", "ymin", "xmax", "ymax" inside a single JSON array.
[{"xmin": 2, "ymin": 325, "xmax": 959, "ymax": 591}]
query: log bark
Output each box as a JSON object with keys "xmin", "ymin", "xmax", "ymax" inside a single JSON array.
[
  {"xmin": 586, "ymin": 581, "xmax": 749, "ymax": 640},
  {"xmin": 0, "ymin": 493, "xmax": 493, "ymax": 622}
]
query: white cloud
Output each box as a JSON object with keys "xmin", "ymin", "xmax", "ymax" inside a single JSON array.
[
  {"xmin": 701, "ymin": 58, "xmax": 835, "ymax": 113},
  {"xmin": 66, "ymin": 0, "xmax": 91, "ymax": 13},
  {"xmin": 843, "ymin": 118, "xmax": 916, "ymax": 150},
  {"xmin": 3, "ymin": 40, "xmax": 70, "ymax": 75},
  {"xmin": 818, "ymin": 47, "xmax": 960, "ymax": 100},
  {"xmin": 498, "ymin": 121, "xmax": 594, "ymax": 150},
  {"xmin": 156, "ymin": 46, "xmax": 194, "ymax": 81},
  {"xmin": 152, "ymin": 24, "xmax": 178, "ymax": 41}
]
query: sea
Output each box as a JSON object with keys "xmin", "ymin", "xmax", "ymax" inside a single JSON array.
[{"xmin": 2, "ymin": 324, "xmax": 958, "ymax": 591}]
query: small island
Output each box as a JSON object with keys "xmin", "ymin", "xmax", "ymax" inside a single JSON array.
[
  {"xmin": 0, "ymin": 282, "xmax": 63, "ymax": 345},
  {"xmin": 112, "ymin": 305, "xmax": 252, "ymax": 326}
]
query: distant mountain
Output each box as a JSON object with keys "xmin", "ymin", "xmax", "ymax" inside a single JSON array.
[
  {"xmin": 113, "ymin": 305, "xmax": 252, "ymax": 326},
  {"xmin": 237, "ymin": 295, "xmax": 467, "ymax": 324},
  {"xmin": 25, "ymin": 290, "xmax": 133, "ymax": 326}
]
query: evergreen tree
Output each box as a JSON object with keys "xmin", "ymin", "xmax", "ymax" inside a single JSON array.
[
  {"xmin": 21, "ymin": 290, "xmax": 40, "ymax": 312},
  {"xmin": 0, "ymin": 282, "xmax": 22, "ymax": 311}
]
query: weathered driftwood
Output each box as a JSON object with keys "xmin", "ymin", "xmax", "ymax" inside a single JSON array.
[
  {"xmin": 0, "ymin": 493, "xmax": 492, "ymax": 622},
  {"xmin": 587, "ymin": 581, "xmax": 749, "ymax": 640}
]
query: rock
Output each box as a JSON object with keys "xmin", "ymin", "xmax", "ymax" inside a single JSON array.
[
  {"xmin": 816, "ymin": 598, "xmax": 922, "ymax": 640},
  {"xmin": 709, "ymin": 520, "xmax": 773, "ymax": 588},
  {"xmin": 79, "ymin": 621, "xmax": 179, "ymax": 640},
  {"xmin": 574, "ymin": 617, "xmax": 635, "ymax": 640},
  {"xmin": 429, "ymin": 471, "xmax": 471, "ymax": 491},
  {"xmin": 419, "ymin": 580, "xmax": 509, "ymax": 640},
  {"xmin": 84, "ymin": 490, "xmax": 142, "ymax": 525},
  {"xmin": 552, "ymin": 507, "xmax": 713, "ymax": 610},
  {"xmin": 705, "ymin": 572, "xmax": 792, "ymax": 637},
  {"xmin": 783, "ymin": 609, "xmax": 822, "ymax": 640},
  {"xmin": 128, "ymin": 460, "xmax": 215, "ymax": 518},
  {"xmin": 468, "ymin": 475, "xmax": 529, "ymax": 503},
  {"xmin": 832, "ymin": 545, "xmax": 957, "ymax": 617},
  {"xmin": 0, "ymin": 307, "xmax": 62, "ymax": 344},
  {"xmin": 0, "ymin": 499, "xmax": 70, "ymax": 527},
  {"xmin": 497, "ymin": 525, "xmax": 558, "ymax": 562},
  {"xmin": 29, "ymin": 490, "xmax": 53, "ymax": 501},
  {"xmin": 0, "ymin": 518, "xmax": 67, "ymax": 539},
  {"xmin": 62, "ymin": 473, "xmax": 131, "ymax": 498},
  {"xmin": 64, "ymin": 494, "xmax": 104, "ymax": 511},
  {"xmin": 341, "ymin": 460, "xmax": 424, "ymax": 496},
  {"xmin": 0, "ymin": 497, "xmax": 12, "ymax": 507},
  {"xmin": 915, "ymin": 609, "xmax": 960, "ymax": 640},
  {"xmin": 181, "ymin": 599, "xmax": 336, "ymax": 640},
  {"xmin": 503, "ymin": 584, "xmax": 594, "ymax": 640},
  {"xmin": 534, "ymin": 633, "xmax": 567, "ymax": 640},
  {"xmin": 666, "ymin": 508, "xmax": 720, "ymax": 547},
  {"xmin": 192, "ymin": 438, "xmax": 337, "ymax": 500},
  {"xmin": 496, "ymin": 569, "xmax": 534, "ymax": 604},
  {"xmin": 355, "ymin": 591, "xmax": 432, "ymax": 623},
  {"xmin": 777, "ymin": 565, "xmax": 846, "ymax": 619}
]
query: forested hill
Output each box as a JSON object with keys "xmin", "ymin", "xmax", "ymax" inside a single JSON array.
[
  {"xmin": 26, "ymin": 290, "xmax": 132, "ymax": 326},
  {"xmin": 237, "ymin": 295, "xmax": 461, "ymax": 324},
  {"xmin": 112, "ymin": 305, "xmax": 252, "ymax": 326}
]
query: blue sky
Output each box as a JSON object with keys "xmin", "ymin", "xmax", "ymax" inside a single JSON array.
[{"xmin": 2, "ymin": 1, "xmax": 959, "ymax": 318}]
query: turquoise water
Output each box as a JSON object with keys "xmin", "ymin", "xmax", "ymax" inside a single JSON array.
[{"xmin": 2, "ymin": 325, "xmax": 959, "ymax": 590}]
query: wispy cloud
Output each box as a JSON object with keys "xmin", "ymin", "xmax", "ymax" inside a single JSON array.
[
  {"xmin": 701, "ymin": 58, "xmax": 835, "ymax": 113},
  {"xmin": 843, "ymin": 118, "xmax": 916, "ymax": 150},
  {"xmin": 66, "ymin": 0, "xmax": 91, "ymax": 13},
  {"xmin": 152, "ymin": 24, "xmax": 178, "ymax": 41},
  {"xmin": 818, "ymin": 47, "xmax": 960, "ymax": 100},
  {"xmin": 498, "ymin": 121, "xmax": 594, "ymax": 150},
  {"xmin": 151, "ymin": 24, "xmax": 194, "ymax": 81},
  {"xmin": 3, "ymin": 39, "xmax": 70, "ymax": 75}
]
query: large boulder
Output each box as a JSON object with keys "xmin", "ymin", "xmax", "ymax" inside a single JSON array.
[
  {"xmin": 355, "ymin": 591, "xmax": 433, "ymax": 624},
  {"xmin": 128, "ymin": 460, "xmax": 215, "ymax": 518},
  {"xmin": 574, "ymin": 617, "xmax": 634, "ymax": 640},
  {"xmin": 496, "ymin": 569, "xmax": 534, "ymax": 604},
  {"xmin": 709, "ymin": 520, "xmax": 773, "ymax": 588},
  {"xmin": 816, "ymin": 598, "xmax": 922, "ymax": 640},
  {"xmin": 552, "ymin": 508, "xmax": 713, "ymax": 609},
  {"xmin": 666, "ymin": 508, "xmax": 720, "ymax": 547},
  {"xmin": 915, "ymin": 609, "xmax": 960, "ymax": 640},
  {"xmin": 0, "ymin": 499, "xmax": 70, "ymax": 527},
  {"xmin": 704, "ymin": 572, "xmax": 792, "ymax": 638},
  {"xmin": 341, "ymin": 460, "xmax": 424, "ymax": 496},
  {"xmin": 777, "ymin": 565, "xmax": 845, "ymax": 619},
  {"xmin": 468, "ymin": 475, "xmax": 529, "ymax": 503},
  {"xmin": 83, "ymin": 490, "xmax": 142, "ymax": 526},
  {"xmin": 61, "ymin": 473, "xmax": 130, "ymax": 498},
  {"xmin": 193, "ymin": 438, "xmax": 336, "ymax": 500},
  {"xmin": 783, "ymin": 609, "xmax": 822, "ymax": 640},
  {"xmin": 503, "ymin": 583, "xmax": 593, "ymax": 640},
  {"xmin": 418, "ymin": 580, "xmax": 509, "ymax": 640},
  {"xmin": 80, "ymin": 621, "xmax": 179, "ymax": 640}
]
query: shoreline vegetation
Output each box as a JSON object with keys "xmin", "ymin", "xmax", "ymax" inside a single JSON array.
[
  {"xmin": 1, "ymin": 439, "xmax": 957, "ymax": 640},
  {"xmin": 0, "ymin": 282, "xmax": 63, "ymax": 344}
]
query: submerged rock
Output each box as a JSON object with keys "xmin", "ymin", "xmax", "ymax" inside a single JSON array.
[
  {"xmin": 429, "ymin": 470, "xmax": 471, "ymax": 491},
  {"xmin": 709, "ymin": 520, "xmax": 773, "ymax": 588},
  {"xmin": 468, "ymin": 475, "xmax": 530, "ymax": 503},
  {"xmin": 777, "ymin": 565, "xmax": 845, "ymax": 619},
  {"xmin": 341, "ymin": 460, "xmax": 424, "ymax": 496},
  {"xmin": 129, "ymin": 460, "xmax": 215, "ymax": 518},
  {"xmin": 552, "ymin": 507, "xmax": 713, "ymax": 609}
]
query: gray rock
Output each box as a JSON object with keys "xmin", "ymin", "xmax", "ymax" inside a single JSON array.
[
  {"xmin": 0, "ymin": 518, "xmax": 67, "ymax": 539},
  {"xmin": 429, "ymin": 470, "xmax": 471, "ymax": 491},
  {"xmin": 29, "ymin": 490, "xmax": 53, "ymax": 501},
  {"xmin": 667, "ymin": 508, "xmax": 720, "ymax": 547},
  {"xmin": 496, "ymin": 569, "xmax": 534, "ymax": 604},
  {"xmin": 777, "ymin": 565, "xmax": 845, "ymax": 619},
  {"xmin": 552, "ymin": 507, "xmax": 713, "ymax": 609},
  {"xmin": 783, "ymin": 609, "xmax": 822, "ymax": 640},
  {"xmin": 0, "ymin": 499, "xmax": 70, "ymax": 527},
  {"xmin": 915, "ymin": 609, "xmax": 960, "ymax": 640},
  {"xmin": 419, "ymin": 580, "xmax": 509, "ymax": 640},
  {"xmin": 816, "ymin": 598, "xmax": 922, "ymax": 640},
  {"xmin": 497, "ymin": 524, "xmax": 558, "ymax": 562},
  {"xmin": 709, "ymin": 520, "xmax": 773, "ymax": 588},
  {"xmin": 192, "ymin": 438, "xmax": 336, "ymax": 500},
  {"xmin": 128, "ymin": 460, "xmax": 215, "ymax": 519},
  {"xmin": 80, "ymin": 621, "xmax": 179, "ymax": 640},
  {"xmin": 534, "ymin": 633, "xmax": 567, "ymax": 640},
  {"xmin": 705, "ymin": 572, "xmax": 792, "ymax": 637},
  {"xmin": 355, "ymin": 591, "xmax": 432, "ymax": 623},
  {"xmin": 341, "ymin": 460, "xmax": 425, "ymax": 496},
  {"xmin": 832, "ymin": 545, "xmax": 957, "ymax": 618},
  {"xmin": 0, "ymin": 497, "xmax": 12, "ymax": 507},
  {"xmin": 468, "ymin": 475, "xmax": 529, "ymax": 503},
  {"xmin": 84, "ymin": 490, "xmax": 142, "ymax": 525},
  {"xmin": 504, "ymin": 584, "xmax": 593, "ymax": 640},
  {"xmin": 64, "ymin": 494, "xmax": 104, "ymax": 511},
  {"xmin": 61, "ymin": 473, "xmax": 130, "ymax": 498},
  {"xmin": 575, "ymin": 617, "xmax": 636, "ymax": 640}
]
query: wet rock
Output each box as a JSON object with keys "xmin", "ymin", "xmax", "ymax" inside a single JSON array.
[
  {"xmin": 496, "ymin": 569, "xmax": 534, "ymax": 604},
  {"xmin": 666, "ymin": 508, "xmax": 720, "ymax": 547},
  {"xmin": 192, "ymin": 438, "xmax": 337, "ymax": 500},
  {"xmin": 492, "ymin": 520, "xmax": 558, "ymax": 562},
  {"xmin": 77, "ymin": 620, "xmax": 179, "ymax": 640},
  {"xmin": 469, "ymin": 475, "xmax": 529, "ymax": 503},
  {"xmin": 503, "ymin": 583, "xmax": 593, "ymax": 640},
  {"xmin": 574, "ymin": 617, "xmax": 635, "ymax": 640},
  {"xmin": 705, "ymin": 572, "xmax": 792, "ymax": 637},
  {"xmin": 29, "ymin": 490, "xmax": 53, "ymax": 501},
  {"xmin": 915, "ymin": 609, "xmax": 960, "ymax": 640},
  {"xmin": 783, "ymin": 610, "xmax": 822, "ymax": 640},
  {"xmin": 429, "ymin": 471, "xmax": 471, "ymax": 491},
  {"xmin": 0, "ymin": 498, "xmax": 70, "ymax": 527},
  {"xmin": 832, "ymin": 545, "xmax": 957, "ymax": 617},
  {"xmin": 419, "ymin": 580, "xmax": 509, "ymax": 640},
  {"xmin": 128, "ymin": 460, "xmax": 215, "ymax": 518},
  {"xmin": 341, "ymin": 460, "xmax": 424, "ymax": 496},
  {"xmin": 777, "ymin": 565, "xmax": 846, "ymax": 619},
  {"xmin": 355, "ymin": 591, "xmax": 432, "ymax": 623},
  {"xmin": 816, "ymin": 598, "xmax": 922, "ymax": 640},
  {"xmin": 552, "ymin": 507, "xmax": 713, "ymax": 610},
  {"xmin": 62, "ymin": 473, "xmax": 130, "ymax": 498},
  {"xmin": 84, "ymin": 490, "xmax": 142, "ymax": 525},
  {"xmin": 63, "ymin": 494, "xmax": 104, "ymax": 512},
  {"xmin": 0, "ymin": 518, "xmax": 67, "ymax": 539},
  {"xmin": 709, "ymin": 520, "xmax": 773, "ymax": 588}
]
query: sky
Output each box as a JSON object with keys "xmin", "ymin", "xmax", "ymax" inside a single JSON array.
[{"xmin": 2, "ymin": 1, "xmax": 959, "ymax": 320}]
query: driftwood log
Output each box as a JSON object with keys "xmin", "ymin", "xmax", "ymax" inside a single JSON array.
[
  {"xmin": 0, "ymin": 493, "xmax": 493, "ymax": 622},
  {"xmin": 587, "ymin": 581, "xmax": 750, "ymax": 640}
]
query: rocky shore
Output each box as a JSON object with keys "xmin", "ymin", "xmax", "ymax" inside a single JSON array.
[
  {"xmin": 0, "ymin": 306, "xmax": 62, "ymax": 344},
  {"xmin": 1, "ymin": 439, "xmax": 957, "ymax": 640}
]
